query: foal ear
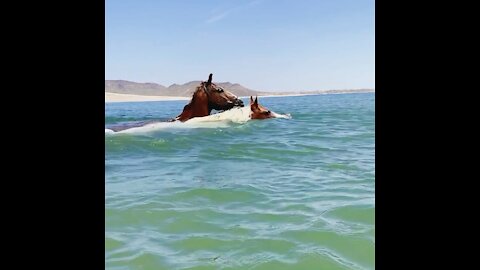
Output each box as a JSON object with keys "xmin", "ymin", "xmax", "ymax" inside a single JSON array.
[{"xmin": 207, "ymin": 73, "xmax": 213, "ymax": 85}]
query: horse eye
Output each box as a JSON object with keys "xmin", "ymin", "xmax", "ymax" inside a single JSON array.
[{"xmin": 218, "ymin": 89, "xmax": 224, "ymax": 92}]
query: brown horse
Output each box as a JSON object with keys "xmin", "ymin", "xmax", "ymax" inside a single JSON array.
[
  {"xmin": 175, "ymin": 74, "xmax": 244, "ymax": 122},
  {"xmin": 106, "ymin": 74, "xmax": 243, "ymax": 132},
  {"xmin": 180, "ymin": 95, "xmax": 288, "ymax": 125},
  {"xmin": 249, "ymin": 96, "xmax": 274, "ymax": 120}
]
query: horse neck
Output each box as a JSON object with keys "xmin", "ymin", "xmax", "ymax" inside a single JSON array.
[{"xmin": 176, "ymin": 92, "xmax": 211, "ymax": 122}]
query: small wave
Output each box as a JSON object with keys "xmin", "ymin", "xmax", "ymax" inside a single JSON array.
[
  {"xmin": 186, "ymin": 107, "xmax": 252, "ymax": 124},
  {"xmin": 105, "ymin": 120, "xmax": 233, "ymax": 136},
  {"xmin": 272, "ymin": 112, "xmax": 292, "ymax": 119},
  {"xmin": 105, "ymin": 107, "xmax": 291, "ymax": 135}
]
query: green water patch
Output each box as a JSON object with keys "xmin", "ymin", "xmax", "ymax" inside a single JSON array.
[
  {"xmin": 106, "ymin": 208, "xmax": 225, "ymax": 233},
  {"xmin": 276, "ymin": 203, "xmax": 316, "ymax": 214},
  {"xmin": 111, "ymin": 252, "xmax": 168, "ymax": 270},
  {"xmin": 170, "ymin": 237, "xmax": 296, "ymax": 260},
  {"xmin": 237, "ymin": 238, "xmax": 297, "ymax": 254},
  {"xmin": 161, "ymin": 218, "xmax": 228, "ymax": 235},
  {"xmin": 168, "ymin": 187, "xmax": 265, "ymax": 204},
  {"xmin": 324, "ymin": 204, "xmax": 375, "ymax": 225},
  {"xmin": 327, "ymin": 162, "xmax": 363, "ymax": 171},
  {"xmin": 105, "ymin": 236, "xmax": 125, "ymax": 253},
  {"xmin": 247, "ymin": 253, "xmax": 348, "ymax": 270},
  {"xmin": 282, "ymin": 229, "xmax": 374, "ymax": 269},
  {"xmin": 248, "ymin": 146, "xmax": 316, "ymax": 160},
  {"xmin": 105, "ymin": 94, "xmax": 376, "ymax": 270},
  {"xmin": 171, "ymin": 236, "xmax": 237, "ymax": 252},
  {"xmin": 106, "ymin": 208, "xmax": 178, "ymax": 228},
  {"xmin": 238, "ymin": 211, "xmax": 311, "ymax": 227},
  {"xmin": 181, "ymin": 265, "xmax": 218, "ymax": 270}
]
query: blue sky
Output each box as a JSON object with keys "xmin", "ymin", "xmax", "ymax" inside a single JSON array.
[{"xmin": 106, "ymin": 0, "xmax": 374, "ymax": 92}]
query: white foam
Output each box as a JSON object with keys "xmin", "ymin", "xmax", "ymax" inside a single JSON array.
[
  {"xmin": 105, "ymin": 118, "xmax": 233, "ymax": 136},
  {"xmin": 186, "ymin": 107, "xmax": 252, "ymax": 124},
  {"xmin": 114, "ymin": 122, "xmax": 177, "ymax": 134},
  {"xmin": 186, "ymin": 107, "xmax": 291, "ymax": 122},
  {"xmin": 105, "ymin": 107, "xmax": 291, "ymax": 135},
  {"xmin": 271, "ymin": 112, "xmax": 292, "ymax": 119}
]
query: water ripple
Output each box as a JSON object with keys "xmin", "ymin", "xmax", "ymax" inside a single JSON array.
[{"xmin": 106, "ymin": 93, "xmax": 375, "ymax": 269}]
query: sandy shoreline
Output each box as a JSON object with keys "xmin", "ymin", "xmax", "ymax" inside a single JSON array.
[
  {"xmin": 105, "ymin": 91, "xmax": 373, "ymax": 103},
  {"xmin": 244, "ymin": 93, "xmax": 315, "ymax": 98},
  {"xmin": 105, "ymin": 92, "xmax": 190, "ymax": 103},
  {"xmin": 105, "ymin": 92, "xmax": 314, "ymax": 103}
]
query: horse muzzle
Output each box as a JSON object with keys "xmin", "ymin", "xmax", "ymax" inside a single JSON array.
[{"xmin": 233, "ymin": 99, "xmax": 244, "ymax": 107}]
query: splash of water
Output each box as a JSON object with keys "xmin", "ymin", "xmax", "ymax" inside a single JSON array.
[{"xmin": 105, "ymin": 107, "xmax": 291, "ymax": 135}]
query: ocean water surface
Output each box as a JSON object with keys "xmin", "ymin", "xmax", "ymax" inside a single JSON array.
[{"xmin": 105, "ymin": 93, "xmax": 375, "ymax": 270}]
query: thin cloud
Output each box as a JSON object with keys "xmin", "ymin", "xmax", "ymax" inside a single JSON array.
[
  {"xmin": 205, "ymin": 11, "xmax": 230, "ymax": 24},
  {"xmin": 205, "ymin": 0, "xmax": 264, "ymax": 24}
]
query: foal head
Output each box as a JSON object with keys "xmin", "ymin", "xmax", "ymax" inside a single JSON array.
[{"xmin": 249, "ymin": 96, "xmax": 274, "ymax": 120}]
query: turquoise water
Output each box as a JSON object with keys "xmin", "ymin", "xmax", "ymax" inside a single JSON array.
[{"xmin": 105, "ymin": 93, "xmax": 375, "ymax": 270}]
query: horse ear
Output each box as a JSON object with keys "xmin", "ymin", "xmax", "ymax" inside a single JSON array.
[
  {"xmin": 250, "ymin": 96, "xmax": 254, "ymax": 104},
  {"xmin": 207, "ymin": 73, "xmax": 213, "ymax": 85},
  {"xmin": 254, "ymin": 96, "xmax": 258, "ymax": 105}
]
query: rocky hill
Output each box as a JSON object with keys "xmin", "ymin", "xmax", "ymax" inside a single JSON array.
[
  {"xmin": 105, "ymin": 80, "xmax": 374, "ymax": 97},
  {"xmin": 105, "ymin": 80, "xmax": 261, "ymax": 97}
]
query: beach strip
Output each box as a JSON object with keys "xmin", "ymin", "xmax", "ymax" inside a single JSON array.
[
  {"xmin": 105, "ymin": 91, "xmax": 373, "ymax": 103},
  {"xmin": 105, "ymin": 92, "xmax": 189, "ymax": 103}
]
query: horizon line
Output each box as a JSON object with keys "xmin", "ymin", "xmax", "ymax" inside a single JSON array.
[{"xmin": 105, "ymin": 78, "xmax": 375, "ymax": 93}]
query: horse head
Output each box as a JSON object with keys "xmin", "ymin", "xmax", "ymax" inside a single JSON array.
[
  {"xmin": 202, "ymin": 73, "xmax": 244, "ymax": 111},
  {"xmin": 249, "ymin": 96, "xmax": 274, "ymax": 120},
  {"xmin": 175, "ymin": 74, "xmax": 244, "ymax": 122}
]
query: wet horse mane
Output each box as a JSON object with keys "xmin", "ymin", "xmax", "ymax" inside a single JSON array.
[{"xmin": 174, "ymin": 84, "xmax": 211, "ymax": 122}]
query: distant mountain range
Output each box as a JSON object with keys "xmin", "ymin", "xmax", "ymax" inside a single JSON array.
[
  {"xmin": 105, "ymin": 80, "xmax": 262, "ymax": 97},
  {"xmin": 105, "ymin": 80, "xmax": 374, "ymax": 97}
]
